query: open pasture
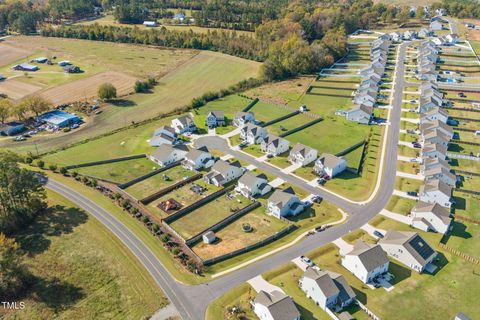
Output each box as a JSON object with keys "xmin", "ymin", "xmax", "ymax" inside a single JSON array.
[
  {"xmin": 0, "ymin": 79, "xmax": 42, "ymax": 100},
  {"xmin": 0, "ymin": 42, "xmax": 31, "ymax": 67}
]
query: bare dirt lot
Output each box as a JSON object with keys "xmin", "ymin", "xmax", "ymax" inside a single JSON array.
[
  {"xmin": 0, "ymin": 79, "xmax": 42, "ymax": 100},
  {"xmin": 0, "ymin": 43, "xmax": 32, "ymax": 67},
  {"xmin": 41, "ymin": 71, "xmax": 137, "ymax": 105}
]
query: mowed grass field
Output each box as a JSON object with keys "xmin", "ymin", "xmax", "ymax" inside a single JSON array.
[
  {"xmin": 1, "ymin": 190, "xmax": 167, "ymax": 320},
  {"xmin": 1, "ymin": 37, "xmax": 260, "ymax": 155},
  {"xmin": 192, "ymin": 206, "xmax": 289, "ymax": 260}
]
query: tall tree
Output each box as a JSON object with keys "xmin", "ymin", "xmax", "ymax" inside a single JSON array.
[
  {"xmin": 0, "ymin": 233, "xmax": 26, "ymax": 300},
  {"xmin": 20, "ymin": 95, "xmax": 51, "ymax": 117},
  {"xmin": 0, "ymin": 100, "xmax": 13, "ymax": 123}
]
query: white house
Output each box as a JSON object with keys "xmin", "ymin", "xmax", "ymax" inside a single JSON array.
[
  {"xmin": 149, "ymin": 125, "xmax": 178, "ymax": 146},
  {"xmin": 421, "ymin": 142, "xmax": 447, "ymax": 161},
  {"xmin": 424, "ymin": 165, "xmax": 456, "ymax": 186},
  {"xmin": 430, "ymin": 20, "xmax": 443, "ymax": 31},
  {"xmin": 235, "ymin": 172, "xmax": 272, "ymax": 198},
  {"xmin": 346, "ymin": 104, "xmax": 373, "ymax": 124},
  {"xmin": 288, "ymin": 143, "xmax": 318, "ymax": 166},
  {"xmin": 420, "ymin": 107, "xmax": 449, "ymax": 124},
  {"xmin": 421, "ymin": 129, "xmax": 451, "ymax": 147},
  {"xmin": 299, "ymin": 268, "xmax": 356, "ymax": 310},
  {"xmin": 379, "ymin": 230, "xmax": 437, "ymax": 273},
  {"xmin": 445, "ymin": 33, "xmax": 459, "ymax": 44},
  {"xmin": 411, "ymin": 201, "xmax": 452, "ymax": 234},
  {"xmin": 267, "ymin": 187, "xmax": 304, "ymax": 218},
  {"xmin": 181, "ymin": 146, "xmax": 215, "ymax": 171},
  {"xmin": 171, "ymin": 115, "xmax": 197, "ymax": 134},
  {"xmin": 314, "ymin": 153, "xmax": 347, "ymax": 178},
  {"xmin": 341, "ymin": 241, "xmax": 390, "ymax": 284},
  {"xmin": 240, "ymin": 123, "xmax": 268, "ymax": 144},
  {"xmin": 148, "ymin": 144, "xmax": 189, "ymax": 167},
  {"xmin": 205, "ymin": 110, "xmax": 225, "ymax": 128},
  {"xmin": 233, "ymin": 111, "xmax": 255, "ymax": 127},
  {"xmin": 420, "ymin": 157, "xmax": 450, "ymax": 175},
  {"xmin": 419, "ymin": 178, "xmax": 452, "ymax": 208},
  {"xmin": 203, "ymin": 160, "xmax": 243, "ymax": 186},
  {"xmin": 252, "ymin": 290, "xmax": 301, "ymax": 320},
  {"xmin": 261, "ymin": 134, "xmax": 290, "ymax": 156}
]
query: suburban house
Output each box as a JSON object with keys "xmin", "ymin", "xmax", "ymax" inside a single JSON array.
[
  {"xmin": 390, "ymin": 31, "xmax": 402, "ymax": 42},
  {"xmin": 261, "ymin": 134, "xmax": 290, "ymax": 156},
  {"xmin": 0, "ymin": 122, "xmax": 25, "ymax": 136},
  {"xmin": 418, "ymin": 28, "xmax": 433, "ymax": 38},
  {"xmin": 149, "ymin": 144, "xmax": 189, "ymax": 167},
  {"xmin": 420, "ymin": 157, "xmax": 450, "ymax": 175},
  {"xmin": 205, "ymin": 110, "xmax": 225, "ymax": 128},
  {"xmin": 445, "ymin": 33, "xmax": 459, "ymax": 44},
  {"xmin": 353, "ymin": 90, "xmax": 377, "ymax": 107},
  {"xmin": 233, "ymin": 111, "xmax": 255, "ymax": 127},
  {"xmin": 267, "ymin": 187, "xmax": 304, "ymax": 218},
  {"xmin": 12, "ymin": 63, "xmax": 38, "ymax": 71},
  {"xmin": 421, "ymin": 142, "xmax": 447, "ymax": 161},
  {"xmin": 346, "ymin": 104, "xmax": 373, "ymax": 124},
  {"xmin": 149, "ymin": 125, "xmax": 178, "ymax": 146},
  {"xmin": 314, "ymin": 153, "xmax": 347, "ymax": 178},
  {"xmin": 235, "ymin": 172, "xmax": 272, "ymax": 198},
  {"xmin": 288, "ymin": 143, "xmax": 318, "ymax": 166},
  {"xmin": 299, "ymin": 268, "xmax": 356, "ymax": 311},
  {"xmin": 379, "ymin": 230, "xmax": 437, "ymax": 273},
  {"xmin": 411, "ymin": 202, "xmax": 452, "ymax": 234},
  {"xmin": 240, "ymin": 123, "xmax": 268, "ymax": 144},
  {"xmin": 421, "ymin": 128, "xmax": 451, "ymax": 147},
  {"xmin": 419, "ymin": 178, "xmax": 452, "ymax": 208},
  {"xmin": 420, "ymin": 120, "xmax": 453, "ymax": 139},
  {"xmin": 252, "ymin": 290, "xmax": 301, "ymax": 320},
  {"xmin": 171, "ymin": 115, "xmax": 197, "ymax": 134},
  {"xmin": 403, "ymin": 30, "xmax": 417, "ymax": 40},
  {"xmin": 420, "ymin": 107, "xmax": 449, "ymax": 124},
  {"xmin": 424, "ymin": 165, "xmax": 457, "ymax": 186},
  {"xmin": 181, "ymin": 146, "xmax": 215, "ymax": 171},
  {"xmin": 341, "ymin": 241, "xmax": 390, "ymax": 284},
  {"xmin": 203, "ymin": 160, "xmax": 243, "ymax": 186},
  {"xmin": 431, "ymin": 36, "xmax": 446, "ymax": 46},
  {"xmin": 430, "ymin": 19, "xmax": 443, "ymax": 31}
]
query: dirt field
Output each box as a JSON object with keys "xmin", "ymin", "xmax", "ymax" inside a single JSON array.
[
  {"xmin": 0, "ymin": 43, "xmax": 32, "ymax": 67},
  {"xmin": 464, "ymin": 19, "xmax": 480, "ymax": 41},
  {"xmin": 0, "ymin": 79, "xmax": 42, "ymax": 100},
  {"xmin": 40, "ymin": 71, "xmax": 137, "ymax": 105}
]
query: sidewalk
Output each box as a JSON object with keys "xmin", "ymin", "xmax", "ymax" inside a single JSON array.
[
  {"xmin": 270, "ymin": 178, "xmax": 285, "ymax": 188},
  {"xmin": 400, "ymin": 117, "xmax": 420, "ymax": 124}
]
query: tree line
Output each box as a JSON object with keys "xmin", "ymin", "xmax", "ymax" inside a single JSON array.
[{"xmin": 0, "ymin": 96, "xmax": 51, "ymax": 124}]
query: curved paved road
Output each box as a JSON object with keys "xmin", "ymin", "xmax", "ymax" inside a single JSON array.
[{"xmin": 45, "ymin": 42, "xmax": 408, "ymax": 320}]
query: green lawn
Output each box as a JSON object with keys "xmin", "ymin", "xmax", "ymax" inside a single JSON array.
[
  {"xmin": 400, "ymin": 121, "xmax": 418, "ymax": 131},
  {"xmin": 5, "ymin": 189, "xmax": 167, "ymax": 320},
  {"xmin": 342, "ymin": 229, "xmax": 377, "ymax": 245},
  {"xmin": 266, "ymin": 151, "xmax": 292, "ymax": 169},
  {"xmin": 265, "ymin": 113, "xmax": 312, "ymax": 136},
  {"xmin": 453, "ymin": 191, "xmax": 480, "ymax": 221},
  {"xmin": 397, "ymin": 160, "xmax": 420, "ymax": 174},
  {"xmin": 397, "ymin": 145, "xmax": 419, "ymax": 158},
  {"xmin": 399, "ymin": 132, "xmax": 418, "ymax": 143},
  {"xmin": 249, "ymin": 100, "xmax": 293, "ymax": 123},
  {"xmin": 293, "ymin": 163, "xmax": 317, "ymax": 181},
  {"xmin": 242, "ymin": 143, "xmax": 264, "ymax": 157},
  {"xmin": 450, "ymin": 157, "xmax": 480, "ymax": 174},
  {"xmin": 170, "ymin": 193, "xmax": 253, "ymax": 239},
  {"xmin": 192, "ymin": 206, "xmax": 289, "ymax": 260},
  {"xmin": 385, "ymin": 195, "xmax": 417, "ymax": 215},
  {"xmin": 124, "ymin": 165, "xmax": 194, "ymax": 200},
  {"xmin": 395, "ymin": 177, "xmax": 423, "ymax": 193},
  {"xmin": 205, "ymin": 283, "xmax": 257, "ymax": 320},
  {"xmin": 74, "ymin": 158, "xmax": 156, "ymax": 184}
]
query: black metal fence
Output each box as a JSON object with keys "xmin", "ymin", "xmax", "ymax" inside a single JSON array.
[{"xmin": 65, "ymin": 154, "xmax": 146, "ymax": 169}]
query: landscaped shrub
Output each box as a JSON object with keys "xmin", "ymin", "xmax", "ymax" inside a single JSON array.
[
  {"xmin": 59, "ymin": 167, "xmax": 67, "ymax": 175},
  {"xmin": 48, "ymin": 164, "xmax": 57, "ymax": 172},
  {"xmin": 36, "ymin": 160, "xmax": 45, "ymax": 168}
]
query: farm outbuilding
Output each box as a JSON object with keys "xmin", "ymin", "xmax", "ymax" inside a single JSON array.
[
  {"xmin": 38, "ymin": 110, "xmax": 81, "ymax": 129},
  {"xmin": 202, "ymin": 231, "xmax": 216, "ymax": 244},
  {"xmin": 0, "ymin": 122, "xmax": 25, "ymax": 136},
  {"xmin": 12, "ymin": 63, "xmax": 38, "ymax": 72}
]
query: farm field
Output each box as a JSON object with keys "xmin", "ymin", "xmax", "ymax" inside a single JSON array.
[
  {"xmin": 0, "ymin": 42, "xmax": 32, "ymax": 67},
  {"xmin": 41, "ymin": 71, "xmax": 138, "ymax": 105},
  {"xmin": 74, "ymin": 158, "xmax": 156, "ymax": 183},
  {"xmin": 192, "ymin": 206, "xmax": 289, "ymax": 260},
  {"xmin": 1, "ymin": 38, "xmax": 260, "ymax": 155},
  {"xmin": 169, "ymin": 193, "xmax": 253, "ymax": 239},
  {"xmin": 42, "ymin": 116, "xmax": 173, "ymax": 166},
  {"xmin": 0, "ymin": 79, "xmax": 42, "ymax": 100},
  {"xmin": 245, "ymin": 76, "xmax": 313, "ymax": 105},
  {"xmin": 2, "ymin": 190, "xmax": 167, "ymax": 320},
  {"xmin": 125, "ymin": 165, "xmax": 193, "ymax": 200}
]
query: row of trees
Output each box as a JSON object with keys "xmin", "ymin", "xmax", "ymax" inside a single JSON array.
[{"xmin": 0, "ymin": 96, "xmax": 51, "ymax": 123}]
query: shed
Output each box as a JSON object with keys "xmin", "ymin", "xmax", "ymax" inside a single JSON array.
[{"xmin": 202, "ymin": 231, "xmax": 216, "ymax": 244}]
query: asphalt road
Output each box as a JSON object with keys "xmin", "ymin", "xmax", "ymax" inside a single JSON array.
[{"xmin": 44, "ymin": 42, "xmax": 409, "ymax": 320}]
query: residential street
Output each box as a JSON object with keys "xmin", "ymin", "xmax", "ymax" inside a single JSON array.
[{"xmin": 44, "ymin": 41, "xmax": 409, "ymax": 320}]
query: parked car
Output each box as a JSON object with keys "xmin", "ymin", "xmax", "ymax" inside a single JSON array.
[
  {"xmin": 311, "ymin": 195, "xmax": 322, "ymax": 203},
  {"xmin": 373, "ymin": 230, "xmax": 384, "ymax": 238},
  {"xmin": 266, "ymin": 154, "xmax": 274, "ymax": 159},
  {"xmin": 407, "ymin": 191, "xmax": 418, "ymax": 197},
  {"xmin": 412, "ymin": 142, "xmax": 421, "ymax": 148},
  {"xmin": 13, "ymin": 136, "xmax": 25, "ymax": 142},
  {"xmin": 318, "ymin": 178, "xmax": 326, "ymax": 185},
  {"xmin": 239, "ymin": 142, "xmax": 248, "ymax": 148},
  {"xmin": 300, "ymin": 255, "xmax": 314, "ymax": 267},
  {"xmin": 315, "ymin": 225, "xmax": 326, "ymax": 232}
]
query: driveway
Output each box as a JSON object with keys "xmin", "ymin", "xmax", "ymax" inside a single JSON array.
[{"xmin": 248, "ymin": 275, "xmax": 285, "ymax": 294}]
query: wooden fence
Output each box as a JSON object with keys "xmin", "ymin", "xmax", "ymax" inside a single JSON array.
[{"xmin": 438, "ymin": 243, "xmax": 480, "ymax": 265}]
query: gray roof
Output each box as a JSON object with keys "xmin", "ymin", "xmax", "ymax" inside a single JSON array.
[
  {"xmin": 412, "ymin": 201, "xmax": 452, "ymax": 225},
  {"xmin": 208, "ymin": 110, "xmax": 224, "ymax": 119},
  {"xmin": 151, "ymin": 144, "xmax": 189, "ymax": 162},
  {"xmin": 154, "ymin": 125, "xmax": 176, "ymax": 136},
  {"xmin": 420, "ymin": 178, "xmax": 452, "ymax": 197},
  {"xmin": 327, "ymin": 271, "xmax": 356, "ymax": 304},
  {"xmin": 210, "ymin": 159, "xmax": 240, "ymax": 175},
  {"xmin": 235, "ymin": 111, "xmax": 253, "ymax": 120},
  {"xmin": 346, "ymin": 241, "xmax": 389, "ymax": 272},
  {"xmin": 238, "ymin": 171, "xmax": 268, "ymax": 187},
  {"xmin": 455, "ymin": 312, "xmax": 471, "ymax": 320},
  {"xmin": 184, "ymin": 147, "xmax": 210, "ymax": 162},
  {"xmin": 263, "ymin": 134, "xmax": 287, "ymax": 148},
  {"xmin": 254, "ymin": 290, "xmax": 300, "ymax": 320},
  {"xmin": 176, "ymin": 115, "xmax": 194, "ymax": 127},
  {"xmin": 268, "ymin": 187, "xmax": 297, "ymax": 208},
  {"xmin": 290, "ymin": 143, "xmax": 315, "ymax": 158},
  {"xmin": 379, "ymin": 230, "xmax": 436, "ymax": 266},
  {"xmin": 317, "ymin": 153, "xmax": 345, "ymax": 169},
  {"xmin": 303, "ymin": 268, "xmax": 339, "ymax": 298}
]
